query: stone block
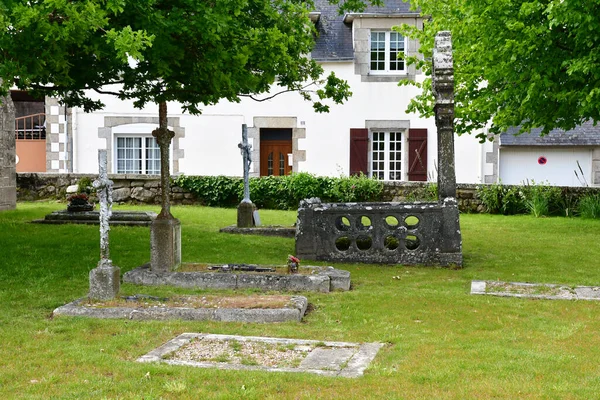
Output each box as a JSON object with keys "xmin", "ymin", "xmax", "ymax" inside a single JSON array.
[
  {"xmin": 112, "ymin": 187, "xmax": 131, "ymax": 202},
  {"xmin": 89, "ymin": 261, "xmax": 120, "ymax": 301},
  {"xmin": 151, "ymin": 217, "xmax": 181, "ymax": 272},
  {"xmin": 237, "ymin": 201, "xmax": 255, "ymax": 228},
  {"xmin": 131, "ymin": 187, "xmax": 155, "ymax": 202}
]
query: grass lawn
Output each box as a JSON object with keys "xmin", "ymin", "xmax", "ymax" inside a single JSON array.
[{"xmin": 1, "ymin": 202, "xmax": 600, "ymax": 399}]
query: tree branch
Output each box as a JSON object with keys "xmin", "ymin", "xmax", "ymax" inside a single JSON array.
[{"xmin": 239, "ymin": 82, "xmax": 318, "ymax": 102}]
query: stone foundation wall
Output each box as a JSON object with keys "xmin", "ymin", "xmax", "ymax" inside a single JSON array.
[
  {"xmin": 18, "ymin": 173, "xmax": 599, "ymax": 212},
  {"xmin": 17, "ymin": 173, "xmax": 196, "ymax": 205}
]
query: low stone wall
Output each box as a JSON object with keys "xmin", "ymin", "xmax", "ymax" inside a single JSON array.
[
  {"xmin": 17, "ymin": 173, "xmax": 196, "ymax": 205},
  {"xmin": 18, "ymin": 173, "xmax": 598, "ymax": 213}
]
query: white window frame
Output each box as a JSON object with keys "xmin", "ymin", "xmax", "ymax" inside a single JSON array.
[
  {"xmin": 369, "ymin": 130, "xmax": 406, "ymax": 181},
  {"xmin": 369, "ymin": 30, "xmax": 407, "ymax": 75},
  {"xmin": 112, "ymin": 124, "xmax": 170, "ymax": 175}
]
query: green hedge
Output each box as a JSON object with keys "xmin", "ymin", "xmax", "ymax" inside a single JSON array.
[{"xmin": 174, "ymin": 173, "xmax": 383, "ymax": 210}]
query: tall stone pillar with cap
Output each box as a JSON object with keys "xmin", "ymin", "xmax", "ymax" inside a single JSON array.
[
  {"xmin": 0, "ymin": 91, "xmax": 16, "ymax": 212},
  {"xmin": 432, "ymin": 31, "xmax": 462, "ymax": 261}
]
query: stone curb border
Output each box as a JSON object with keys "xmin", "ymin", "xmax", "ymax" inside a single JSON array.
[
  {"xmin": 123, "ymin": 264, "xmax": 351, "ymax": 293},
  {"xmin": 471, "ymin": 280, "xmax": 600, "ymax": 301},
  {"xmin": 53, "ymin": 296, "xmax": 308, "ymax": 323},
  {"xmin": 137, "ymin": 333, "xmax": 384, "ymax": 378},
  {"xmin": 33, "ymin": 211, "xmax": 157, "ymax": 226},
  {"xmin": 219, "ymin": 225, "xmax": 296, "ymax": 238}
]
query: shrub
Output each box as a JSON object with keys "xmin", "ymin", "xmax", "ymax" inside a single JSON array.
[
  {"xmin": 522, "ymin": 181, "xmax": 562, "ymax": 217},
  {"xmin": 174, "ymin": 173, "xmax": 384, "ymax": 210},
  {"xmin": 477, "ymin": 182, "xmax": 526, "ymax": 215},
  {"xmin": 174, "ymin": 175, "xmax": 242, "ymax": 207},
  {"xmin": 578, "ymin": 193, "xmax": 600, "ymax": 219}
]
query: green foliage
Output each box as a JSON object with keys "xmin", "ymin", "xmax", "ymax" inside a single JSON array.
[
  {"xmin": 0, "ymin": 0, "xmax": 380, "ymax": 113},
  {"xmin": 174, "ymin": 175, "xmax": 242, "ymax": 207},
  {"xmin": 326, "ymin": 173, "xmax": 384, "ymax": 203},
  {"xmin": 578, "ymin": 194, "xmax": 600, "ymax": 219},
  {"xmin": 398, "ymin": 0, "xmax": 600, "ymax": 139},
  {"xmin": 175, "ymin": 172, "xmax": 384, "ymax": 210},
  {"xmin": 478, "ymin": 182, "xmax": 526, "ymax": 215},
  {"xmin": 523, "ymin": 181, "xmax": 562, "ymax": 218},
  {"xmin": 77, "ymin": 177, "xmax": 94, "ymax": 194}
]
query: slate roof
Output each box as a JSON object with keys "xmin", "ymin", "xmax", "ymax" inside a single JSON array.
[
  {"xmin": 500, "ymin": 121, "xmax": 600, "ymax": 146},
  {"xmin": 311, "ymin": 0, "xmax": 415, "ymax": 61}
]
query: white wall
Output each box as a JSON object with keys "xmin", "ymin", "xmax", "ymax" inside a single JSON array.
[
  {"xmin": 70, "ymin": 64, "xmax": 487, "ymax": 182},
  {"xmin": 499, "ymin": 147, "xmax": 592, "ymax": 186}
]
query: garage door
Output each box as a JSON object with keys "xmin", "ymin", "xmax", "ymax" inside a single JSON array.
[{"xmin": 499, "ymin": 148, "xmax": 592, "ymax": 187}]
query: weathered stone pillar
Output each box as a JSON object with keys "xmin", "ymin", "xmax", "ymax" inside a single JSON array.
[
  {"xmin": 89, "ymin": 150, "xmax": 120, "ymax": 300},
  {"xmin": 433, "ymin": 31, "xmax": 457, "ymax": 200},
  {"xmin": 150, "ymin": 101, "xmax": 181, "ymax": 272},
  {"xmin": 432, "ymin": 31, "xmax": 462, "ymax": 261},
  {"xmin": 0, "ymin": 92, "xmax": 16, "ymax": 211}
]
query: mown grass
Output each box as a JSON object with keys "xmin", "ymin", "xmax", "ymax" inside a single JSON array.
[{"xmin": 1, "ymin": 202, "xmax": 600, "ymax": 399}]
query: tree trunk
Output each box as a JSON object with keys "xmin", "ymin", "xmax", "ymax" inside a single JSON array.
[{"xmin": 152, "ymin": 101, "xmax": 175, "ymax": 219}]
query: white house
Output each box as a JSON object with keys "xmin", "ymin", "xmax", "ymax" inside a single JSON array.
[{"xmin": 11, "ymin": 0, "xmax": 599, "ymax": 187}]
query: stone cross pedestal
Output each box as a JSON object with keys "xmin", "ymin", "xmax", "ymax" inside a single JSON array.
[
  {"xmin": 0, "ymin": 92, "xmax": 16, "ymax": 212},
  {"xmin": 237, "ymin": 124, "xmax": 255, "ymax": 227},
  {"xmin": 89, "ymin": 150, "xmax": 120, "ymax": 300}
]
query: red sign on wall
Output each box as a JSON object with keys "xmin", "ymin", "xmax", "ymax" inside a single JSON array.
[{"xmin": 538, "ymin": 156, "xmax": 547, "ymax": 165}]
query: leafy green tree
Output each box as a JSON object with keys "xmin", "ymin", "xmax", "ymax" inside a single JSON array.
[
  {"xmin": 398, "ymin": 0, "xmax": 600, "ymax": 140},
  {"xmin": 0, "ymin": 0, "xmax": 379, "ymax": 216}
]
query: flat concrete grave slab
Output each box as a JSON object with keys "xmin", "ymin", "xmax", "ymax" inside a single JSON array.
[
  {"xmin": 471, "ymin": 280, "xmax": 600, "ymax": 301},
  {"xmin": 33, "ymin": 210, "xmax": 157, "ymax": 226},
  {"xmin": 53, "ymin": 294, "xmax": 307, "ymax": 322},
  {"xmin": 138, "ymin": 333, "xmax": 384, "ymax": 378},
  {"xmin": 123, "ymin": 263, "xmax": 350, "ymax": 292},
  {"xmin": 220, "ymin": 225, "xmax": 296, "ymax": 238}
]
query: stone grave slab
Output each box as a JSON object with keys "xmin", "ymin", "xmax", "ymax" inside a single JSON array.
[
  {"xmin": 33, "ymin": 210, "xmax": 157, "ymax": 226},
  {"xmin": 471, "ymin": 280, "xmax": 600, "ymax": 301},
  {"xmin": 137, "ymin": 333, "xmax": 384, "ymax": 378},
  {"xmin": 124, "ymin": 263, "xmax": 351, "ymax": 292},
  {"xmin": 53, "ymin": 295, "xmax": 308, "ymax": 323}
]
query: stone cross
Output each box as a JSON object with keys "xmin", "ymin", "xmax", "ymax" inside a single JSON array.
[
  {"xmin": 89, "ymin": 149, "xmax": 120, "ymax": 300},
  {"xmin": 238, "ymin": 124, "xmax": 252, "ymax": 203},
  {"xmin": 93, "ymin": 149, "xmax": 113, "ymax": 264},
  {"xmin": 432, "ymin": 31, "xmax": 458, "ymax": 201}
]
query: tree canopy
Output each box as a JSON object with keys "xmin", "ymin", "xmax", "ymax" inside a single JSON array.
[
  {"xmin": 0, "ymin": 0, "xmax": 382, "ymax": 113},
  {"xmin": 398, "ymin": 0, "xmax": 600, "ymax": 139}
]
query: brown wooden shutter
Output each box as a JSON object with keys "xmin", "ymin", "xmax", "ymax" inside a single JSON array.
[
  {"xmin": 408, "ymin": 128, "xmax": 428, "ymax": 181},
  {"xmin": 349, "ymin": 128, "xmax": 369, "ymax": 176}
]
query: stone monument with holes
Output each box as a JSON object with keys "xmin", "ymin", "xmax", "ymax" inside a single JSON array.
[
  {"xmin": 237, "ymin": 124, "xmax": 255, "ymax": 227},
  {"xmin": 0, "ymin": 91, "xmax": 16, "ymax": 212},
  {"xmin": 295, "ymin": 31, "xmax": 462, "ymax": 266},
  {"xmin": 89, "ymin": 150, "xmax": 120, "ymax": 300}
]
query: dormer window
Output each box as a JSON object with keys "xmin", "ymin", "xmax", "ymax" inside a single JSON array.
[{"xmin": 370, "ymin": 31, "xmax": 406, "ymax": 74}]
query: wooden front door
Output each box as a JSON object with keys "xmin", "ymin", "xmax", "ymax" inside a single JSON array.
[{"xmin": 260, "ymin": 140, "xmax": 292, "ymax": 176}]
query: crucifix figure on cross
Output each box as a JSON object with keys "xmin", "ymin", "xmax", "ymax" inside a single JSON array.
[{"xmin": 238, "ymin": 124, "xmax": 252, "ymax": 204}]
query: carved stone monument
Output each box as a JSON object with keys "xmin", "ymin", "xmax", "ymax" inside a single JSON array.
[
  {"xmin": 295, "ymin": 31, "xmax": 462, "ymax": 266},
  {"xmin": 150, "ymin": 102, "xmax": 181, "ymax": 273},
  {"xmin": 89, "ymin": 150, "xmax": 120, "ymax": 300},
  {"xmin": 237, "ymin": 124, "xmax": 255, "ymax": 228},
  {"xmin": 432, "ymin": 31, "xmax": 462, "ymax": 258},
  {"xmin": 0, "ymin": 92, "xmax": 16, "ymax": 211}
]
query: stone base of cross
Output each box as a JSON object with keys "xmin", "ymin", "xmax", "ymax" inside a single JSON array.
[{"xmin": 89, "ymin": 260, "xmax": 121, "ymax": 301}]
